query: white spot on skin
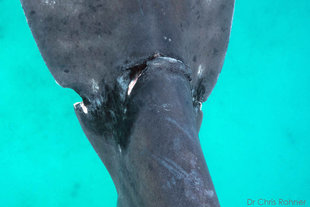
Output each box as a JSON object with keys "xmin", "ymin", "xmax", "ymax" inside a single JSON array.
[
  {"xmin": 162, "ymin": 104, "xmax": 171, "ymax": 111},
  {"xmin": 163, "ymin": 37, "xmax": 172, "ymax": 42},
  {"xmin": 118, "ymin": 145, "xmax": 122, "ymax": 153},
  {"xmin": 190, "ymin": 158, "xmax": 197, "ymax": 168},
  {"xmin": 91, "ymin": 79, "xmax": 99, "ymax": 93},
  {"xmin": 205, "ymin": 190, "xmax": 214, "ymax": 198},
  {"xmin": 42, "ymin": 0, "xmax": 56, "ymax": 6}
]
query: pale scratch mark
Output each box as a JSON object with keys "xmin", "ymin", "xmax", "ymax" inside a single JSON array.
[
  {"xmin": 163, "ymin": 156, "xmax": 188, "ymax": 177},
  {"xmin": 151, "ymin": 154, "xmax": 188, "ymax": 179},
  {"xmin": 165, "ymin": 117, "xmax": 195, "ymax": 140}
]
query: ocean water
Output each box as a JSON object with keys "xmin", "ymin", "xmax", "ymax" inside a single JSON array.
[{"xmin": 0, "ymin": 0, "xmax": 309, "ymax": 206}]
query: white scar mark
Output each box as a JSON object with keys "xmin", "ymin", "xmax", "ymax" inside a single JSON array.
[
  {"xmin": 198, "ymin": 64, "xmax": 203, "ymax": 76},
  {"xmin": 91, "ymin": 79, "xmax": 99, "ymax": 93},
  {"xmin": 127, "ymin": 73, "xmax": 141, "ymax": 96},
  {"xmin": 160, "ymin": 57, "xmax": 179, "ymax": 63},
  {"xmin": 165, "ymin": 117, "xmax": 195, "ymax": 140},
  {"xmin": 74, "ymin": 102, "xmax": 88, "ymax": 114}
]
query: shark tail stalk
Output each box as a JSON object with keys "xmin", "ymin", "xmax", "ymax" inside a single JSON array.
[
  {"xmin": 75, "ymin": 56, "xmax": 219, "ymax": 207},
  {"xmin": 20, "ymin": 0, "xmax": 235, "ymax": 206}
]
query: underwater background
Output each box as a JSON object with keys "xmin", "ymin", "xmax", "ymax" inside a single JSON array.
[{"xmin": 0, "ymin": 0, "xmax": 309, "ymax": 206}]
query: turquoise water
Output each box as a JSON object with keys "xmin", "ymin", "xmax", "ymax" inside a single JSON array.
[{"xmin": 0, "ymin": 0, "xmax": 309, "ymax": 206}]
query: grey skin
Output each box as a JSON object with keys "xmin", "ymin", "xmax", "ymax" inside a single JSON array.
[{"xmin": 21, "ymin": 0, "xmax": 234, "ymax": 206}]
